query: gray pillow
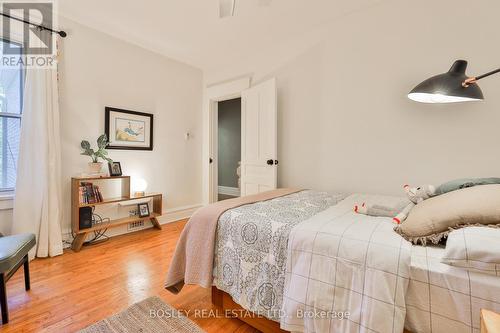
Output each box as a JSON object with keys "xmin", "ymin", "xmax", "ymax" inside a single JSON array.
[
  {"xmin": 395, "ymin": 184, "xmax": 500, "ymax": 245},
  {"xmin": 435, "ymin": 177, "xmax": 500, "ymax": 195}
]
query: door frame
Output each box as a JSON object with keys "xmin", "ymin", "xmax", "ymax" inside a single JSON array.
[{"xmin": 203, "ymin": 77, "xmax": 250, "ymax": 204}]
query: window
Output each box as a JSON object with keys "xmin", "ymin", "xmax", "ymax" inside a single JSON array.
[{"xmin": 0, "ymin": 39, "xmax": 23, "ymax": 191}]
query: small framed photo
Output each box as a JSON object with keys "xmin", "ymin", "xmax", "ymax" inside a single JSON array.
[
  {"xmin": 108, "ymin": 162, "xmax": 122, "ymax": 176},
  {"xmin": 105, "ymin": 107, "xmax": 154, "ymax": 150},
  {"xmin": 138, "ymin": 203, "xmax": 150, "ymax": 218}
]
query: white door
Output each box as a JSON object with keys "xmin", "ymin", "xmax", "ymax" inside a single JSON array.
[{"xmin": 240, "ymin": 78, "xmax": 277, "ymax": 196}]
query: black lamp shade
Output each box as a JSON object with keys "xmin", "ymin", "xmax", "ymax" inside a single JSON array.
[{"xmin": 408, "ymin": 60, "xmax": 484, "ymax": 103}]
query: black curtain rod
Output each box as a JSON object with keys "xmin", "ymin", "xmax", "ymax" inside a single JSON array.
[{"xmin": 0, "ymin": 12, "xmax": 67, "ymax": 38}]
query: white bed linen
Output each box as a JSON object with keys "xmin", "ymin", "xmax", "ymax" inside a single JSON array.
[
  {"xmin": 281, "ymin": 194, "xmax": 412, "ymax": 333},
  {"xmin": 441, "ymin": 227, "xmax": 500, "ymax": 276},
  {"xmin": 405, "ymin": 245, "xmax": 500, "ymax": 333}
]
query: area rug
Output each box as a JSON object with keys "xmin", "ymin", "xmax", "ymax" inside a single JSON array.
[{"xmin": 79, "ymin": 296, "xmax": 205, "ymax": 333}]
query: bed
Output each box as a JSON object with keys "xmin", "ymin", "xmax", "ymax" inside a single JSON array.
[
  {"xmin": 406, "ymin": 245, "xmax": 500, "ymax": 333},
  {"xmin": 212, "ymin": 191, "xmax": 412, "ymax": 332},
  {"xmin": 166, "ymin": 189, "xmax": 500, "ymax": 333}
]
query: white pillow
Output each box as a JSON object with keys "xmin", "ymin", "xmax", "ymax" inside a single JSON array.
[{"xmin": 441, "ymin": 227, "xmax": 500, "ymax": 276}]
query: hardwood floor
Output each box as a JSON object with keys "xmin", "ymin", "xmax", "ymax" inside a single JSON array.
[{"xmin": 0, "ymin": 219, "xmax": 259, "ymax": 333}]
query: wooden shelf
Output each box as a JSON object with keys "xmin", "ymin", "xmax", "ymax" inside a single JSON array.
[
  {"xmin": 78, "ymin": 193, "xmax": 162, "ymax": 207},
  {"xmin": 75, "ymin": 213, "xmax": 161, "ymax": 234},
  {"xmin": 71, "ymin": 176, "xmax": 163, "ymax": 252},
  {"xmin": 72, "ymin": 175, "xmax": 130, "ymax": 181}
]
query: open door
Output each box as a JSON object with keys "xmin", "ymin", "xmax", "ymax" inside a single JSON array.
[{"xmin": 240, "ymin": 78, "xmax": 277, "ymax": 196}]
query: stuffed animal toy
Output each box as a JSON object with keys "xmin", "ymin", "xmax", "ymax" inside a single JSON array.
[
  {"xmin": 354, "ymin": 184, "xmax": 436, "ymax": 224},
  {"xmin": 392, "ymin": 184, "xmax": 436, "ymax": 224},
  {"xmin": 392, "ymin": 203, "xmax": 413, "ymax": 224},
  {"xmin": 354, "ymin": 202, "xmax": 405, "ymax": 218},
  {"xmin": 404, "ymin": 184, "xmax": 435, "ymax": 204}
]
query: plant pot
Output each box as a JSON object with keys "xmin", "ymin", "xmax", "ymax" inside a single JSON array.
[{"xmin": 88, "ymin": 162, "xmax": 103, "ymax": 174}]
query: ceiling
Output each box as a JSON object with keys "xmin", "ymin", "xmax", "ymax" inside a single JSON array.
[{"xmin": 58, "ymin": 0, "xmax": 381, "ymax": 73}]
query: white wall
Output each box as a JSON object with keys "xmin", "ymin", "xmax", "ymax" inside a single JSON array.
[
  {"xmin": 57, "ymin": 17, "xmax": 203, "ymax": 236},
  {"xmin": 0, "ymin": 17, "xmax": 203, "ymax": 237},
  {"xmin": 204, "ymin": 0, "xmax": 500, "ymax": 196}
]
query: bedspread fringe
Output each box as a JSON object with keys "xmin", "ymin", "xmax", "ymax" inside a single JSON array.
[{"xmin": 394, "ymin": 223, "xmax": 500, "ymax": 246}]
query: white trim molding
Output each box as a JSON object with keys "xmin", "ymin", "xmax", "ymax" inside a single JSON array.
[
  {"xmin": 203, "ymin": 76, "xmax": 251, "ymax": 206},
  {"xmin": 218, "ymin": 186, "xmax": 240, "ymax": 197},
  {"xmin": 158, "ymin": 203, "xmax": 202, "ymax": 224},
  {"xmin": 206, "ymin": 77, "xmax": 250, "ymax": 101}
]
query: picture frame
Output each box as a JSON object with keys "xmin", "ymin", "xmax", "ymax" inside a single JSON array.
[
  {"xmin": 105, "ymin": 107, "xmax": 154, "ymax": 150},
  {"xmin": 108, "ymin": 161, "xmax": 122, "ymax": 176},
  {"xmin": 138, "ymin": 203, "xmax": 150, "ymax": 218}
]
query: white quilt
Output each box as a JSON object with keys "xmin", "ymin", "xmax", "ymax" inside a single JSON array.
[
  {"xmin": 406, "ymin": 245, "xmax": 500, "ymax": 333},
  {"xmin": 281, "ymin": 194, "xmax": 412, "ymax": 333}
]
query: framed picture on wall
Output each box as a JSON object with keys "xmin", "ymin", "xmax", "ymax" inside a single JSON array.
[{"xmin": 105, "ymin": 107, "xmax": 153, "ymax": 150}]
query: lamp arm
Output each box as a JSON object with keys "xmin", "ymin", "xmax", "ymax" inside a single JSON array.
[{"xmin": 463, "ymin": 67, "xmax": 500, "ymax": 87}]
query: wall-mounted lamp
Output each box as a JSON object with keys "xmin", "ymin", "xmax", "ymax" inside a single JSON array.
[{"xmin": 408, "ymin": 60, "xmax": 500, "ymax": 103}]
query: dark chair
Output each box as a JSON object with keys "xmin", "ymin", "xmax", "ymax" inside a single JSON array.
[{"xmin": 0, "ymin": 233, "xmax": 36, "ymax": 324}]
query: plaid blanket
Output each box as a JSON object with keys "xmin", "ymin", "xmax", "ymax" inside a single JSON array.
[{"xmin": 281, "ymin": 194, "xmax": 412, "ymax": 333}]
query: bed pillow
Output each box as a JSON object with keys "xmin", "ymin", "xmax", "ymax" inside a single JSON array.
[
  {"xmin": 435, "ymin": 177, "xmax": 500, "ymax": 196},
  {"xmin": 441, "ymin": 227, "xmax": 500, "ymax": 276},
  {"xmin": 394, "ymin": 184, "xmax": 500, "ymax": 245}
]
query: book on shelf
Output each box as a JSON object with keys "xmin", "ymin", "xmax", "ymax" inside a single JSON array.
[{"xmin": 79, "ymin": 182, "xmax": 104, "ymax": 205}]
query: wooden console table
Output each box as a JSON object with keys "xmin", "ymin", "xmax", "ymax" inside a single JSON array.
[{"xmin": 71, "ymin": 175, "xmax": 162, "ymax": 252}]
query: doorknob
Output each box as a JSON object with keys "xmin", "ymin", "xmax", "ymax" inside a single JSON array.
[
  {"xmin": 266, "ymin": 159, "xmax": 274, "ymax": 165},
  {"xmin": 274, "ymin": 160, "xmax": 279, "ymax": 165},
  {"xmin": 209, "ymin": 158, "xmax": 213, "ymax": 164}
]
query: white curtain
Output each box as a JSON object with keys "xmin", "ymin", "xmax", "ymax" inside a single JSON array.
[{"xmin": 12, "ymin": 32, "xmax": 63, "ymax": 258}]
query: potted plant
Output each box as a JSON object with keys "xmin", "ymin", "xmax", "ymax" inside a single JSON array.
[{"xmin": 81, "ymin": 134, "xmax": 113, "ymax": 174}]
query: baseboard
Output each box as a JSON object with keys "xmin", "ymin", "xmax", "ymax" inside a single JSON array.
[
  {"xmin": 62, "ymin": 203, "xmax": 203, "ymax": 249},
  {"xmin": 158, "ymin": 204, "xmax": 202, "ymax": 224},
  {"xmin": 218, "ymin": 186, "xmax": 240, "ymax": 197}
]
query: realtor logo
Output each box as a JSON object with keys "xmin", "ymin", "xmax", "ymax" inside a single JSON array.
[{"xmin": 2, "ymin": 1, "xmax": 55, "ymax": 55}]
